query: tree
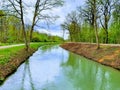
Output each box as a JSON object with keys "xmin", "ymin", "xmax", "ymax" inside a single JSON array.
[
  {"xmin": 99, "ymin": 0, "xmax": 114, "ymax": 43},
  {"xmin": 112, "ymin": 0, "xmax": 120, "ymax": 25},
  {"xmin": 0, "ymin": 10, "xmax": 5, "ymax": 41},
  {"xmin": 61, "ymin": 11, "xmax": 81, "ymax": 42},
  {"xmin": 8, "ymin": 0, "xmax": 29, "ymax": 50},
  {"xmin": 80, "ymin": 0, "xmax": 100, "ymax": 49},
  {"xmin": 0, "ymin": 10, "xmax": 8, "ymax": 43},
  {"xmin": 93, "ymin": 0, "xmax": 100, "ymax": 49},
  {"xmin": 109, "ymin": 0, "xmax": 120, "ymax": 44},
  {"xmin": 30, "ymin": 0, "xmax": 64, "ymax": 42}
]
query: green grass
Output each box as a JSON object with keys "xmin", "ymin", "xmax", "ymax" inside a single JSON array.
[
  {"xmin": 0, "ymin": 42, "xmax": 57, "ymax": 65},
  {"xmin": 0, "ymin": 46, "xmax": 24, "ymax": 64},
  {"xmin": 0, "ymin": 43, "xmax": 10, "ymax": 46}
]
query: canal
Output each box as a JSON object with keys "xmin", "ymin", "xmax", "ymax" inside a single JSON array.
[{"xmin": 0, "ymin": 45, "xmax": 120, "ymax": 90}]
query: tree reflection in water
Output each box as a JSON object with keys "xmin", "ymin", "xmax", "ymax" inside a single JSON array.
[
  {"xmin": 21, "ymin": 60, "xmax": 35, "ymax": 90},
  {"xmin": 61, "ymin": 52, "xmax": 120, "ymax": 90}
]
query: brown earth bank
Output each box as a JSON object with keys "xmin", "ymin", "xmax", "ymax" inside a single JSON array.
[
  {"xmin": 60, "ymin": 42, "xmax": 120, "ymax": 71},
  {"xmin": 0, "ymin": 48, "xmax": 37, "ymax": 84}
]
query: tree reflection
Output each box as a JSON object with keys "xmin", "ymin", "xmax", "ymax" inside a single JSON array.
[
  {"xmin": 21, "ymin": 60, "xmax": 35, "ymax": 90},
  {"xmin": 61, "ymin": 52, "xmax": 119, "ymax": 90},
  {"xmin": 39, "ymin": 45, "xmax": 54, "ymax": 54}
]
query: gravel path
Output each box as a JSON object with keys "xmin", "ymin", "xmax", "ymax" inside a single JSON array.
[
  {"xmin": 67, "ymin": 42, "xmax": 120, "ymax": 47},
  {"xmin": 100, "ymin": 43, "xmax": 120, "ymax": 46},
  {"xmin": 0, "ymin": 44, "xmax": 25, "ymax": 49}
]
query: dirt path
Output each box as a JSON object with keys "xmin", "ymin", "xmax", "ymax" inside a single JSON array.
[
  {"xmin": 0, "ymin": 44, "xmax": 25, "ymax": 49},
  {"xmin": 98, "ymin": 43, "xmax": 120, "ymax": 47},
  {"xmin": 67, "ymin": 42, "xmax": 120, "ymax": 47},
  {"xmin": 0, "ymin": 43, "xmax": 38, "ymax": 49}
]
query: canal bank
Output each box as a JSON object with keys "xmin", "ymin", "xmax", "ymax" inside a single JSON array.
[
  {"xmin": 60, "ymin": 42, "xmax": 120, "ymax": 70},
  {"xmin": 0, "ymin": 48, "xmax": 36, "ymax": 84},
  {"xmin": 1, "ymin": 45, "xmax": 120, "ymax": 90},
  {"xmin": 0, "ymin": 42, "xmax": 55, "ymax": 84}
]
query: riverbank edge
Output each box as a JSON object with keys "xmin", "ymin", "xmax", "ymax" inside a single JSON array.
[
  {"xmin": 60, "ymin": 42, "xmax": 120, "ymax": 71},
  {"xmin": 0, "ymin": 48, "xmax": 37, "ymax": 84}
]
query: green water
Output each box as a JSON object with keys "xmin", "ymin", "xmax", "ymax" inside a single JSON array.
[{"xmin": 0, "ymin": 45, "xmax": 120, "ymax": 90}]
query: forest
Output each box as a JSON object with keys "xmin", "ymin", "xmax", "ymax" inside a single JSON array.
[{"xmin": 0, "ymin": 0, "xmax": 120, "ymax": 49}]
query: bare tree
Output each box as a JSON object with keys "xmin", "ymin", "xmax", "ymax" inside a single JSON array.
[
  {"xmin": 8, "ymin": 0, "xmax": 29, "ymax": 50},
  {"xmin": 112, "ymin": 0, "xmax": 120, "ymax": 25},
  {"xmin": 30, "ymin": 0, "xmax": 64, "ymax": 42},
  {"xmin": 99, "ymin": 0, "xmax": 114, "ymax": 43},
  {"xmin": 61, "ymin": 11, "xmax": 81, "ymax": 42},
  {"xmin": 80, "ymin": 0, "xmax": 100, "ymax": 49}
]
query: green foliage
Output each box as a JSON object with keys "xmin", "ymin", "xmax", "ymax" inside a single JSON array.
[
  {"xmin": 31, "ymin": 31, "xmax": 63, "ymax": 42},
  {"xmin": 108, "ymin": 23, "xmax": 120, "ymax": 44},
  {"xmin": 99, "ymin": 28, "xmax": 106, "ymax": 43},
  {"xmin": 80, "ymin": 24, "xmax": 96, "ymax": 43},
  {"xmin": 0, "ymin": 14, "xmax": 63, "ymax": 43},
  {"xmin": 0, "ymin": 10, "xmax": 5, "ymax": 16},
  {"xmin": 68, "ymin": 22, "xmax": 81, "ymax": 42}
]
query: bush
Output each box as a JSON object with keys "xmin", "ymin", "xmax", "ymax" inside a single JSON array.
[{"xmin": 31, "ymin": 37, "xmax": 41, "ymax": 42}]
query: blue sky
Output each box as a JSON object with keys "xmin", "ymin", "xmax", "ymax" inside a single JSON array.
[
  {"xmin": 1, "ymin": 0, "xmax": 85, "ymax": 39},
  {"xmin": 36, "ymin": 0, "xmax": 85, "ymax": 39}
]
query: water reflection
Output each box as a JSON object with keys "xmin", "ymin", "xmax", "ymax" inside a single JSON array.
[
  {"xmin": 62, "ymin": 53, "xmax": 120, "ymax": 90},
  {"xmin": 0, "ymin": 46, "xmax": 120, "ymax": 90},
  {"xmin": 21, "ymin": 60, "xmax": 35, "ymax": 90}
]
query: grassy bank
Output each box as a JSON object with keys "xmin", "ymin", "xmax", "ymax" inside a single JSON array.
[
  {"xmin": 61, "ymin": 42, "xmax": 120, "ymax": 71},
  {"xmin": 0, "ymin": 42, "xmax": 56, "ymax": 84}
]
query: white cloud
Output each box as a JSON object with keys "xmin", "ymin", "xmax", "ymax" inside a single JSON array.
[
  {"xmin": 37, "ymin": 0, "xmax": 85, "ymax": 39},
  {"xmin": 49, "ymin": 0, "xmax": 85, "ymax": 27},
  {"xmin": 23, "ymin": 0, "xmax": 85, "ymax": 39},
  {"xmin": 37, "ymin": 29, "xmax": 51, "ymax": 35},
  {"xmin": 37, "ymin": 29, "xmax": 69, "ymax": 39}
]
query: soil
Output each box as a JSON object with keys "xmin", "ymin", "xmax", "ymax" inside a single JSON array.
[
  {"xmin": 0, "ymin": 48, "xmax": 37, "ymax": 84},
  {"xmin": 60, "ymin": 42, "xmax": 120, "ymax": 71}
]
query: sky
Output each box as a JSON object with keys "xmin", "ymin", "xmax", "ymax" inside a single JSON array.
[
  {"xmin": 23, "ymin": 0, "xmax": 86, "ymax": 39},
  {"xmin": 0, "ymin": 0, "xmax": 85, "ymax": 39}
]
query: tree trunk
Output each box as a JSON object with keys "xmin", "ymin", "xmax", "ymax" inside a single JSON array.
[
  {"xmin": 105, "ymin": 30, "xmax": 108, "ymax": 43},
  {"xmin": 30, "ymin": 0, "xmax": 40, "ymax": 42},
  {"xmin": 95, "ymin": 23, "xmax": 100, "ymax": 49},
  {"xmin": 105, "ymin": 16, "xmax": 108, "ymax": 43},
  {"xmin": 30, "ymin": 20, "xmax": 35, "ymax": 42},
  {"xmin": 94, "ymin": 0, "xmax": 100, "ymax": 49},
  {"xmin": 20, "ymin": 0, "xmax": 29, "ymax": 51}
]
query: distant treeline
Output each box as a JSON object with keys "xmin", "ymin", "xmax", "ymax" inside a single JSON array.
[{"xmin": 0, "ymin": 11, "xmax": 63, "ymax": 43}]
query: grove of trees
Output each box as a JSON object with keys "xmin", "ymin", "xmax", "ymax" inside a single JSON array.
[{"xmin": 61, "ymin": 0, "xmax": 120, "ymax": 46}]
